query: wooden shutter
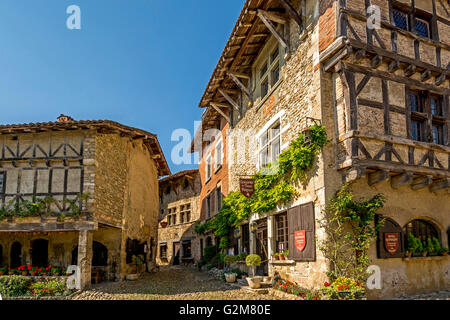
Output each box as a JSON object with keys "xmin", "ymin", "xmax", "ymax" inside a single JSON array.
[
  {"xmin": 288, "ymin": 202, "xmax": 316, "ymax": 261},
  {"xmin": 201, "ymin": 198, "xmax": 206, "ymax": 220},
  {"xmin": 376, "ymin": 215, "xmax": 404, "ymax": 259},
  {"xmin": 211, "ymin": 190, "xmax": 216, "ymax": 216}
]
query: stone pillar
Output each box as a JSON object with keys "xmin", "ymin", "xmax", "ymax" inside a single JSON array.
[{"xmin": 77, "ymin": 230, "xmax": 93, "ymax": 290}]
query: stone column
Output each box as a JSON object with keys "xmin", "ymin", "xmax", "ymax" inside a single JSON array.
[{"xmin": 77, "ymin": 230, "xmax": 93, "ymax": 290}]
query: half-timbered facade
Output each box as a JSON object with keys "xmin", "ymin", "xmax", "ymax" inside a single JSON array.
[
  {"xmin": 0, "ymin": 115, "xmax": 170, "ymax": 288},
  {"xmin": 197, "ymin": 0, "xmax": 449, "ymax": 299},
  {"xmin": 157, "ymin": 169, "xmax": 201, "ymax": 266}
]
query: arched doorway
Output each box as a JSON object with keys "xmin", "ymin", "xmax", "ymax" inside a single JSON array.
[
  {"xmin": 10, "ymin": 242, "xmax": 22, "ymax": 268},
  {"xmin": 92, "ymin": 241, "xmax": 108, "ymax": 266},
  {"xmin": 32, "ymin": 239, "xmax": 49, "ymax": 267}
]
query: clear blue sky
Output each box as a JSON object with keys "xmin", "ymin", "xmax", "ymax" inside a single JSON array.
[{"xmin": 0, "ymin": 0, "xmax": 243, "ymax": 174}]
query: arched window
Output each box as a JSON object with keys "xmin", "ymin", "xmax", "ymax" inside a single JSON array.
[
  {"xmin": 405, "ymin": 219, "xmax": 440, "ymax": 244},
  {"xmin": 92, "ymin": 241, "xmax": 108, "ymax": 266}
]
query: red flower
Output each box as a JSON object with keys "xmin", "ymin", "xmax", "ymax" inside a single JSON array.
[{"xmin": 324, "ymin": 282, "xmax": 331, "ymax": 287}]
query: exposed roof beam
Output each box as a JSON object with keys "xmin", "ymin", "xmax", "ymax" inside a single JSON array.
[
  {"xmin": 257, "ymin": 10, "xmax": 289, "ymax": 49},
  {"xmin": 218, "ymin": 89, "xmax": 241, "ymax": 117},
  {"xmin": 277, "ymin": 0, "xmax": 303, "ymax": 30},
  {"xmin": 228, "ymin": 72, "xmax": 251, "ymax": 98},
  {"xmin": 257, "ymin": 9, "xmax": 287, "ymax": 24},
  {"xmin": 209, "ymin": 103, "xmax": 231, "ymax": 123},
  {"xmin": 228, "ymin": 71, "xmax": 251, "ymax": 80}
]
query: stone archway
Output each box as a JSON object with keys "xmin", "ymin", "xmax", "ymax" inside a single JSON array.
[
  {"xmin": 92, "ymin": 241, "xmax": 108, "ymax": 267},
  {"xmin": 10, "ymin": 242, "xmax": 22, "ymax": 268},
  {"xmin": 32, "ymin": 239, "xmax": 49, "ymax": 267}
]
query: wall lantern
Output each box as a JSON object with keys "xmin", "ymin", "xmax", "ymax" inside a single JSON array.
[
  {"xmin": 250, "ymin": 222, "xmax": 258, "ymax": 233},
  {"xmin": 233, "ymin": 227, "xmax": 241, "ymax": 239}
]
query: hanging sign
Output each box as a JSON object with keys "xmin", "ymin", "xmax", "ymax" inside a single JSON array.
[
  {"xmin": 160, "ymin": 222, "xmax": 168, "ymax": 228},
  {"xmin": 295, "ymin": 230, "xmax": 306, "ymax": 253},
  {"xmin": 240, "ymin": 178, "xmax": 255, "ymax": 198},
  {"xmin": 384, "ymin": 232, "xmax": 400, "ymax": 255}
]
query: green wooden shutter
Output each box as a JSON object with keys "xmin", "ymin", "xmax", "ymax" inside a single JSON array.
[{"xmin": 288, "ymin": 202, "xmax": 316, "ymax": 261}]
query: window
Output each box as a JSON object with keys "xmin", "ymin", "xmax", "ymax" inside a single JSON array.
[
  {"xmin": 180, "ymin": 204, "xmax": 191, "ymax": 223},
  {"xmin": 160, "ymin": 244, "xmax": 167, "ymax": 259},
  {"xmin": 182, "ymin": 241, "xmax": 192, "ymax": 258},
  {"xmin": 259, "ymin": 121, "xmax": 281, "ymax": 168},
  {"xmin": 256, "ymin": 44, "xmax": 282, "ymax": 100},
  {"xmin": 0, "ymin": 172, "xmax": 4, "ymax": 194},
  {"xmin": 392, "ymin": 6, "xmax": 432, "ymax": 39},
  {"xmin": 408, "ymin": 90, "xmax": 446, "ymax": 145},
  {"xmin": 275, "ymin": 213, "xmax": 289, "ymax": 253},
  {"xmin": 206, "ymin": 194, "xmax": 211, "ymax": 219},
  {"xmin": 206, "ymin": 154, "xmax": 212, "ymax": 181},
  {"xmin": 167, "ymin": 208, "xmax": 177, "ymax": 225},
  {"xmin": 214, "ymin": 137, "xmax": 223, "ymax": 171},
  {"xmin": 405, "ymin": 219, "xmax": 439, "ymax": 246},
  {"xmin": 216, "ymin": 187, "xmax": 222, "ymax": 213}
]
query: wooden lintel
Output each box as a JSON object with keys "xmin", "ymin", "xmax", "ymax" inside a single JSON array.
[
  {"xmin": 411, "ymin": 175, "xmax": 433, "ymax": 190},
  {"xmin": 256, "ymin": 9, "xmax": 287, "ymax": 24},
  {"xmin": 368, "ymin": 170, "xmax": 390, "ymax": 186},
  {"xmin": 228, "ymin": 71, "xmax": 251, "ymax": 80},
  {"xmin": 218, "ymin": 89, "xmax": 240, "ymax": 113},
  {"xmin": 209, "ymin": 103, "xmax": 231, "ymax": 123},
  {"xmin": 257, "ymin": 10, "xmax": 289, "ymax": 49},
  {"xmin": 277, "ymin": 0, "xmax": 303, "ymax": 30},
  {"xmin": 390, "ymin": 172, "xmax": 413, "ymax": 189},
  {"xmin": 228, "ymin": 72, "xmax": 251, "ymax": 97},
  {"xmin": 429, "ymin": 178, "xmax": 450, "ymax": 192}
]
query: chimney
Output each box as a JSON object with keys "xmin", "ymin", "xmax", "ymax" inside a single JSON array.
[{"xmin": 57, "ymin": 114, "xmax": 75, "ymax": 122}]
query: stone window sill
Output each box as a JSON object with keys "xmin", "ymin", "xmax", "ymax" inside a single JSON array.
[
  {"xmin": 403, "ymin": 255, "xmax": 448, "ymax": 261},
  {"xmin": 269, "ymin": 260, "xmax": 296, "ymax": 265}
]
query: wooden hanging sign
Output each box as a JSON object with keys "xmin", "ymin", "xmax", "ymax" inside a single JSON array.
[
  {"xmin": 240, "ymin": 178, "xmax": 255, "ymax": 198},
  {"xmin": 384, "ymin": 232, "xmax": 400, "ymax": 255},
  {"xmin": 295, "ymin": 230, "xmax": 306, "ymax": 253}
]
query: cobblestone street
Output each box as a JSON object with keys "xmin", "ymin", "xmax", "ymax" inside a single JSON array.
[
  {"xmin": 70, "ymin": 266, "xmax": 450, "ymax": 301},
  {"xmin": 72, "ymin": 266, "xmax": 287, "ymax": 300}
]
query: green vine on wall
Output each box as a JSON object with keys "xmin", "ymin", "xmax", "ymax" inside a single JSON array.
[
  {"xmin": 319, "ymin": 184, "xmax": 386, "ymax": 282},
  {"xmin": 0, "ymin": 193, "xmax": 91, "ymax": 222},
  {"xmin": 195, "ymin": 124, "xmax": 328, "ymax": 249}
]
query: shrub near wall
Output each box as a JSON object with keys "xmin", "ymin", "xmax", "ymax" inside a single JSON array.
[{"xmin": 0, "ymin": 276, "xmax": 70, "ymax": 298}]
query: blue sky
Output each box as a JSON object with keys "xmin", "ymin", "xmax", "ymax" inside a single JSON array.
[{"xmin": 0, "ymin": 0, "xmax": 243, "ymax": 174}]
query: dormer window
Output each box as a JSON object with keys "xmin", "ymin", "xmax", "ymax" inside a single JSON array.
[{"xmin": 255, "ymin": 40, "xmax": 283, "ymax": 102}]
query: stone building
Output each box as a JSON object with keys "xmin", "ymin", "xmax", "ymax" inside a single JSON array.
[
  {"xmin": 157, "ymin": 169, "xmax": 201, "ymax": 265},
  {"xmin": 196, "ymin": 0, "xmax": 450, "ymax": 298},
  {"xmin": 0, "ymin": 115, "xmax": 170, "ymax": 288}
]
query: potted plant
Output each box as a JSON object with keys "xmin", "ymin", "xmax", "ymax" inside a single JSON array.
[
  {"xmin": 438, "ymin": 247, "xmax": 448, "ymax": 256},
  {"xmin": 18, "ymin": 265, "xmax": 28, "ymax": 276},
  {"xmin": 406, "ymin": 233, "xmax": 416, "ymax": 257},
  {"xmin": 426, "ymin": 238, "xmax": 436, "ymax": 256},
  {"xmin": 0, "ymin": 266, "xmax": 7, "ymax": 275},
  {"xmin": 431, "ymin": 237, "xmax": 442, "ymax": 257},
  {"xmin": 224, "ymin": 272, "xmax": 237, "ymax": 283},
  {"xmin": 224, "ymin": 255, "xmax": 238, "ymax": 270},
  {"xmin": 8, "ymin": 268, "xmax": 15, "ymax": 275},
  {"xmin": 272, "ymin": 253, "xmax": 280, "ymax": 261},
  {"xmin": 245, "ymin": 254, "xmax": 262, "ymax": 289},
  {"xmin": 282, "ymin": 250, "xmax": 289, "ymax": 260},
  {"xmin": 413, "ymin": 237, "xmax": 424, "ymax": 257}
]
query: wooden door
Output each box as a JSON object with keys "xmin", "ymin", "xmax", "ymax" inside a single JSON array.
[
  {"xmin": 173, "ymin": 242, "xmax": 180, "ymax": 265},
  {"xmin": 256, "ymin": 221, "xmax": 268, "ymax": 276}
]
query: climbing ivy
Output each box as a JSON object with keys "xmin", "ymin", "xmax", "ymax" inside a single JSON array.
[
  {"xmin": 195, "ymin": 124, "xmax": 328, "ymax": 249},
  {"xmin": 319, "ymin": 184, "xmax": 386, "ymax": 282}
]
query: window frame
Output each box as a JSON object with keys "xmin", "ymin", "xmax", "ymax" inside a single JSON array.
[
  {"xmin": 214, "ymin": 136, "xmax": 223, "ymax": 172},
  {"xmin": 205, "ymin": 153, "xmax": 212, "ymax": 182},
  {"xmin": 391, "ymin": 4, "xmax": 434, "ymax": 40},
  {"xmin": 160, "ymin": 244, "xmax": 168, "ymax": 259},
  {"xmin": 275, "ymin": 213, "xmax": 289, "ymax": 253},
  {"xmin": 180, "ymin": 204, "xmax": 191, "ymax": 223},
  {"xmin": 258, "ymin": 120, "xmax": 282, "ymax": 169}
]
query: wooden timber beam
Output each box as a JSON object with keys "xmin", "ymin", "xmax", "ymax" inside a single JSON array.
[
  {"xmin": 391, "ymin": 172, "xmax": 414, "ymax": 189},
  {"xmin": 228, "ymin": 72, "xmax": 251, "ymax": 98},
  {"xmin": 421, "ymin": 70, "xmax": 432, "ymax": 82},
  {"xmin": 228, "ymin": 71, "xmax": 251, "ymax": 80},
  {"xmin": 257, "ymin": 9, "xmax": 287, "ymax": 24},
  {"xmin": 218, "ymin": 89, "xmax": 241, "ymax": 114},
  {"xmin": 388, "ymin": 60, "xmax": 400, "ymax": 73},
  {"xmin": 368, "ymin": 169, "xmax": 390, "ymax": 186},
  {"xmin": 435, "ymin": 73, "xmax": 446, "ymax": 86},
  {"xmin": 209, "ymin": 103, "xmax": 231, "ymax": 123},
  {"xmin": 429, "ymin": 178, "xmax": 450, "ymax": 192},
  {"xmin": 370, "ymin": 55, "xmax": 383, "ymax": 69},
  {"xmin": 411, "ymin": 175, "xmax": 433, "ymax": 190},
  {"xmin": 257, "ymin": 10, "xmax": 289, "ymax": 50},
  {"xmin": 404, "ymin": 65, "xmax": 417, "ymax": 78},
  {"xmin": 277, "ymin": 0, "xmax": 303, "ymax": 30}
]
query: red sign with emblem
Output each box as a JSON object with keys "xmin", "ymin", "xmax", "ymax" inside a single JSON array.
[
  {"xmin": 160, "ymin": 222, "xmax": 168, "ymax": 228},
  {"xmin": 384, "ymin": 233, "xmax": 399, "ymax": 255},
  {"xmin": 240, "ymin": 179, "xmax": 255, "ymax": 198},
  {"xmin": 295, "ymin": 230, "xmax": 306, "ymax": 253}
]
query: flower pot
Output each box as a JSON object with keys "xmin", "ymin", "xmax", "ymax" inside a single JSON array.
[
  {"xmin": 225, "ymin": 273, "xmax": 237, "ymax": 283},
  {"xmin": 421, "ymin": 252, "xmax": 428, "ymax": 257},
  {"xmin": 405, "ymin": 252, "xmax": 412, "ymax": 258},
  {"xmin": 279, "ymin": 255, "xmax": 286, "ymax": 261},
  {"xmin": 263, "ymin": 276, "xmax": 272, "ymax": 283},
  {"xmin": 8, "ymin": 272, "xmax": 15, "ymax": 275},
  {"xmin": 247, "ymin": 277, "xmax": 262, "ymax": 289},
  {"xmin": 441, "ymin": 252, "xmax": 448, "ymax": 256},
  {"xmin": 0, "ymin": 272, "xmax": 5, "ymax": 276},
  {"xmin": 21, "ymin": 272, "xmax": 28, "ymax": 276}
]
